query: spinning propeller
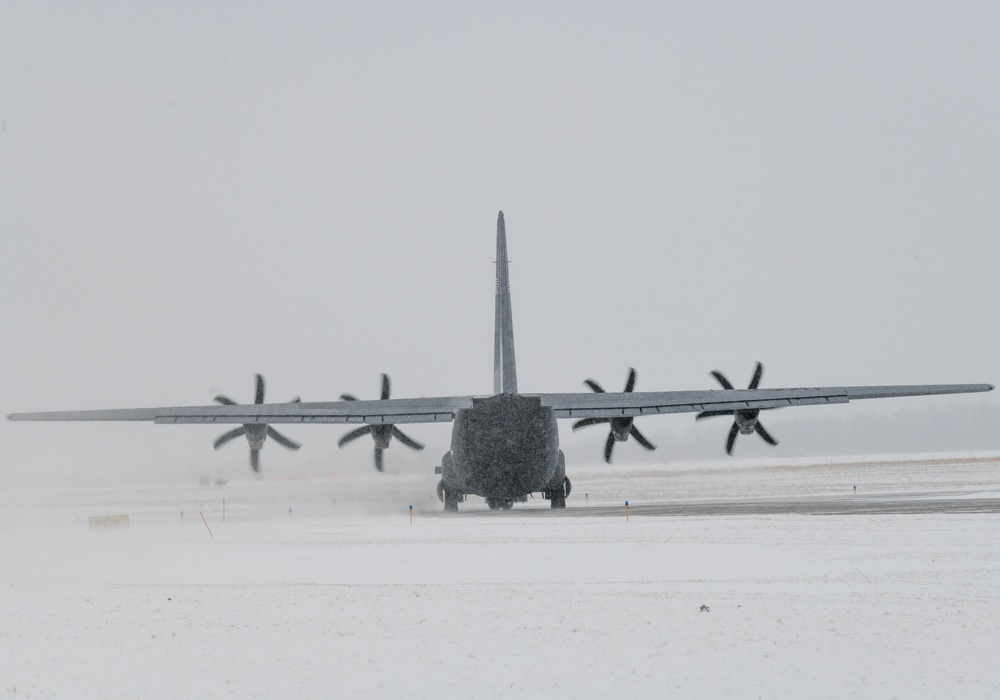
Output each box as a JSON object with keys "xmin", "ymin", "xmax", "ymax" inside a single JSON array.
[
  {"xmin": 337, "ymin": 374, "xmax": 424, "ymax": 471},
  {"xmin": 572, "ymin": 367, "xmax": 656, "ymax": 463},
  {"xmin": 696, "ymin": 361, "xmax": 779, "ymax": 455},
  {"xmin": 213, "ymin": 374, "xmax": 301, "ymax": 472}
]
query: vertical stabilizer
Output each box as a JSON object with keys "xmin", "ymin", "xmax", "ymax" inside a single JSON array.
[{"xmin": 493, "ymin": 211, "xmax": 518, "ymax": 394}]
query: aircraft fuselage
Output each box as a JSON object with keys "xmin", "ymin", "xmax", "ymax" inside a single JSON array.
[{"xmin": 442, "ymin": 394, "xmax": 562, "ymax": 502}]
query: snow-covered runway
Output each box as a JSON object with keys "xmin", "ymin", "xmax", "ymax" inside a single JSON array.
[
  {"xmin": 506, "ymin": 490, "xmax": 1000, "ymax": 517},
  {"xmin": 2, "ymin": 456, "xmax": 999, "ymax": 698}
]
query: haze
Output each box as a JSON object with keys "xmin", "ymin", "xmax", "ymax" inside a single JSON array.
[{"xmin": 2, "ymin": 2, "xmax": 998, "ymax": 488}]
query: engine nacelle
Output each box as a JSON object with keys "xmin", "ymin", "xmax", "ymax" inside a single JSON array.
[
  {"xmin": 610, "ymin": 417, "xmax": 633, "ymax": 441},
  {"xmin": 734, "ymin": 409, "xmax": 760, "ymax": 436},
  {"xmin": 243, "ymin": 423, "xmax": 268, "ymax": 449},
  {"xmin": 370, "ymin": 424, "xmax": 393, "ymax": 449}
]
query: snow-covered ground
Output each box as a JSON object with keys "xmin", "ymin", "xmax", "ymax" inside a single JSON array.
[{"xmin": 2, "ymin": 456, "xmax": 999, "ymax": 698}]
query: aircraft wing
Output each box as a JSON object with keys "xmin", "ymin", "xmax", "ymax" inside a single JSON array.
[
  {"xmin": 6, "ymin": 396, "xmax": 474, "ymax": 425},
  {"xmin": 536, "ymin": 384, "xmax": 994, "ymax": 419},
  {"xmin": 7, "ymin": 384, "xmax": 992, "ymax": 426}
]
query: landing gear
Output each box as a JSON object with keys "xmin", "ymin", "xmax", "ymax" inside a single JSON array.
[
  {"xmin": 543, "ymin": 451, "xmax": 570, "ymax": 509},
  {"xmin": 548, "ymin": 475, "xmax": 571, "ymax": 509},
  {"xmin": 437, "ymin": 452, "xmax": 465, "ymax": 513},
  {"xmin": 486, "ymin": 498, "xmax": 514, "ymax": 511},
  {"xmin": 437, "ymin": 478, "xmax": 463, "ymax": 513}
]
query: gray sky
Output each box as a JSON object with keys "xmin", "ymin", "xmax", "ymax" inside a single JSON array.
[{"xmin": 2, "ymin": 2, "xmax": 998, "ymax": 487}]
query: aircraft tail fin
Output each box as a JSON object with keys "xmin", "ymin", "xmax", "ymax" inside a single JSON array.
[{"xmin": 493, "ymin": 211, "xmax": 518, "ymax": 394}]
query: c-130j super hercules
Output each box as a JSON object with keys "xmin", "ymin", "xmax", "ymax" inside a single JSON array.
[{"xmin": 8, "ymin": 212, "xmax": 993, "ymax": 511}]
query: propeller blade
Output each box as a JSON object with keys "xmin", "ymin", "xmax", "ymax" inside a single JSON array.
[
  {"xmin": 381, "ymin": 374, "xmax": 391, "ymax": 401},
  {"xmin": 603, "ymin": 431, "xmax": 616, "ymax": 463},
  {"xmin": 748, "ymin": 362, "xmax": 764, "ymax": 390},
  {"xmin": 250, "ymin": 448, "xmax": 260, "ymax": 473},
  {"xmin": 213, "ymin": 426, "xmax": 245, "ymax": 450},
  {"xmin": 340, "ymin": 393, "xmax": 359, "ymax": 401},
  {"xmin": 338, "ymin": 425, "xmax": 372, "ymax": 447},
  {"xmin": 755, "ymin": 422, "xmax": 779, "ymax": 446},
  {"xmin": 624, "ymin": 367, "xmax": 636, "ymax": 393},
  {"xmin": 725, "ymin": 422, "xmax": 739, "ymax": 455},
  {"xmin": 374, "ymin": 447, "xmax": 384, "ymax": 472},
  {"xmin": 629, "ymin": 425, "xmax": 656, "ymax": 451},
  {"xmin": 214, "ymin": 395, "xmax": 237, "ymax": 406},
  {"xmin": 267, "ymin": 426, "xmax": 301, "ymax": 450},
  {"xmin": 710, "ymin": 370, "xmax": 735, "ymax": 391},
  {"xmin": 696, "ymin": 410, "xmax": 733, "ymax": 421},
  {"xmin": 584, "ymin": 379, "xmax": 605, "ymax": 393},
  {"xmin": 573, "ymin": 417, "xmax": 609, "ymax": 430},
  {"xmin": 254, "ymin": 374, "xmax": 265, "ymax": 404},
  {"xmin": 392, "ymin": 426, "xmax": 425, "ymax": 450}
]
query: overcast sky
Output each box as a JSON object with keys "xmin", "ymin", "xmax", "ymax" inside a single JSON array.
[{"xmin": 2, "ymin": 2, "xmax": 998, "ymax": 487}]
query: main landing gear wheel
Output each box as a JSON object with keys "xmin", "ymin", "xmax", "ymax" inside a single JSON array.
[
  {"xmin": 550, "ymin": 475, "xmax": 571, "ymax": 509},
  {"xmin": 438, "ymin": 480, "xmax": 460, "ymax": 513}
]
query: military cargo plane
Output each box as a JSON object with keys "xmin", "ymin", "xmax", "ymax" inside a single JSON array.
[{"xmin": 7, "ymin": 212, "xmax": 992, "ymax": 511}]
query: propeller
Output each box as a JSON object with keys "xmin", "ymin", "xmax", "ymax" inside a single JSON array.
[
  {"xmin": 212, "ymin": 374, "xmax": 301, "ymax": 472},
  {"xmin": 696, "ymin": 361, "xmax": 779, "ymax": 455},
  {"xmin": 337, "ymin": 374, "xmax": 424, "ymax": 472},
  {"xmin": 571, "ymin": 367, "xmax": 656, "ymax": 463}
]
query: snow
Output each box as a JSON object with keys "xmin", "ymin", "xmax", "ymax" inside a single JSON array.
[{"xmin": 2, "ymin": 457, "xmax": 999, "ymax": 698}]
